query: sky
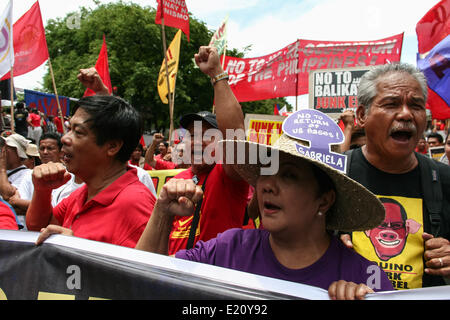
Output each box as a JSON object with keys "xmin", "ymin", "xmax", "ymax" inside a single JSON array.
[{"xmin": 9, "ymin": 0, "xmax": 442, "ymax": 107}]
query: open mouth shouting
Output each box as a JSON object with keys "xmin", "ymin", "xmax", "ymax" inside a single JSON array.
[
  {"xmin": 62, "ymin": 149, "xmax": 73, "ymax": 165},
  {"xmin": 389, "ymin": 122, "xmax": 417, "ymax": 144}
]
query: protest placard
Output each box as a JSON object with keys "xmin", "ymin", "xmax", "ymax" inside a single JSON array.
[
  {"xmin": 245, "ymin": 114, "xmax": 285, "ymax": 146},
  {"xmin": 309, "ymin": 66, "xmax": 372, "ymax": 117}
]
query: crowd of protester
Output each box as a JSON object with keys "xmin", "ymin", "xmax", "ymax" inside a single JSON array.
[{"xmin": 0, "ymin": 45, "xmax": 449, "ymax": 300}]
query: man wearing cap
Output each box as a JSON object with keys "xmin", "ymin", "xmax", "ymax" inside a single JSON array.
[
  {"xmin": 160, "ymin": 47, "xmax": 250, "ymax": 255},
  {"xmin": 341, "ymin": 63, "xmax": 450, "ymax": 289},
  {"xmin": 0, "ymin": 134, "xmax": 32, "ymax": 202}
]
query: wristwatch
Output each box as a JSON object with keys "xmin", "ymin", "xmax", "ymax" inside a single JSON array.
[{"xmin": 211, "ymin": 72, "xmax": 229, "ymax": 85}]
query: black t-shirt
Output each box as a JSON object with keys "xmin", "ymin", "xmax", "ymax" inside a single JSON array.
[
  {"xmin": 14, "ymin": 110, "xmax": 28, "ymax": 135},
  {"xmin": 347, "ymin": 148, "xmax": 447, "ymax": 289}
]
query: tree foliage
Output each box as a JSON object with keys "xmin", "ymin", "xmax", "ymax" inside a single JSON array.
[{"xmin": 43, "ymin": 1, "xmax": 291, "ymax": 132}]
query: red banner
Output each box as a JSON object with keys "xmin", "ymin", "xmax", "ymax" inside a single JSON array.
[
  {"xmin": 1, "ymin": 1, "xmax": 49, "ymax": 80},
  {"xmin": 223, "ymin": 34, "xmax": 404, "ymax": 102},
  {"xmin": 155, "ymin": 0, "xmax": 190, "ymax": 41}
]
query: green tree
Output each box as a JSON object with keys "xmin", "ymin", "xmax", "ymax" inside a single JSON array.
[{"xmin": 43, "ymin": 1, "xmax": 291, "ymax": 132}]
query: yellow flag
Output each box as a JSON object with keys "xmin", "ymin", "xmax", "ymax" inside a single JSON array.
[{"xmin": 158, "ymin": 29, "xmax": 182, "ymax": 104}]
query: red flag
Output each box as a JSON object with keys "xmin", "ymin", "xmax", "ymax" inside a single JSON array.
[
  {"xmin": 416, "ymin": 0, "xmax": 450, "ymax": 54},
  {"xmin": 155, "ymin": 0, "xmax": 190, "ymax": 41},
  {"xmin": 273, "ymin": 104, "xmax": 280, "ymax": 115},
  {"xmin": 1, "ymin": 1, "xmax": 49, "ymax": 80},
  {"xmin": 427, "ymin": 88, "xmax": 450, "ymax": 120},
  {"xmin": 416, "ymin": 0, "xmax": 450, "ymax": 120},
  {"xmin": 84, "ymin": 35, "xmax": 112, "ymax": 97},
  {"xmin": 139, "ymin": 136, "xmax": 146, "ymax": 148}
]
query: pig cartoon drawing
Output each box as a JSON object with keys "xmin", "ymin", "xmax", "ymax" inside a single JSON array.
[{"xmin": 365, "ymin": 198, "xmax": 422, "ymax": 261}]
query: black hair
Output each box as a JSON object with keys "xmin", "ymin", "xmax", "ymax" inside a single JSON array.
[
  {"xmin": 135, "ymin": 143, "xmax": 144, "ymax": 152},
  {"xmin": 161, "ymin": 141, "xmax": 169, "ymax": 148},
  {"xmin": 74, "ymin": 95, "xmax": 143, "ymax": 163},
  {"xmin": 40, "ymin": 132, "xmax": 63, "ymax": 150}
]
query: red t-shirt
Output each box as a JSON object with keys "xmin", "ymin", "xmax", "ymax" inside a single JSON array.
[
  {"xmin": 168, "ymin": 164, "xmax": 249, "ymax": 256},
  {"xmin": 54, "ymin": 116, "xmax": 64, "ymax": 134},
  {"xmin": 155, "ymin": 159, "xmax": 177, "ymax": 170},
  {"xmin": 0, "ymin": 201, "xmax": 18, "ymax": 230},
  {"xmin": 53, "ymin": 168, "xmax": 155, "ymax": 248}
]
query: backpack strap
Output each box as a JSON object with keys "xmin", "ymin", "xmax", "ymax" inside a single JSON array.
[
  {"xmin": 7, "ymin": 166, "xmax": 27, "ymax": 178},
  {"xmin": 416, "ymin": 153, "xmax": 443, "ymax": 237},
  {"xmin": 186, "ymin": 174, "xmax": 209, "ymax": 250},
  {"xmin": 344, "ymin": 149, "xmax": 355, "ymax": 175}
]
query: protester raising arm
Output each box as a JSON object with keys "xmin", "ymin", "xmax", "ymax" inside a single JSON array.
[
  {"xmin": 144, "ymin": 133, "xmax": 164, "ymax": 169},
  {"xmin": 77, "ymin": 68, "xmax": 110, "ymax": 96},
  {"xmin": 338, "ymin": 109, "xmax": 356, "ymax": 153},
  {"xmin": 194, "ymin": 46, "xmax": 245, "ymax": 181}
]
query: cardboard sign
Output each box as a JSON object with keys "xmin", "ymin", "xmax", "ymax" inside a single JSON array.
[
  {"xmin": 245, "ymin": 114, "xmax": 285, "ymax": 146},
  {"xmin": 149, "ymin": 169, "xmax": 186, "ymax": 196},
  {"xmin": 428, "ymin": 146, "xmax": 445, "ymax": 160},
  {"xmin": 309, "ymin": 66, "xmax": 371, "ymax": 117},
  {"xmin": 283, "ymin": 109, "xmax": 347, "ymax": 173}
]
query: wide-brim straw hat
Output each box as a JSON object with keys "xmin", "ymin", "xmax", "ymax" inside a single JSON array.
[{"xmin": 218, "ymin": 134, "xmax": 385, "ymax": 232}]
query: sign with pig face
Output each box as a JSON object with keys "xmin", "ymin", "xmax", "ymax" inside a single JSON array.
[{"xmin": 365, "ymin": 198, "xmax": 422, "ymax": 261}]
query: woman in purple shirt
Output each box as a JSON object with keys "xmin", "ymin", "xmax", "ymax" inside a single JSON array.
[{"xmin": 137, "ymin": 111, "xmax": 393, "ymax": 300}]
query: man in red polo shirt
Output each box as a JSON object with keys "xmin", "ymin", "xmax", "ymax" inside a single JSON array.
[{"xmin": 27, "ymin": 95, "xmax": 156, "ymax": 248}]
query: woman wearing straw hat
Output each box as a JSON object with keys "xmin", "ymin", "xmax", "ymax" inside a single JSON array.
[{"xmin": 137, "ymin": 110, "xmax": 393, "ymax": 300}]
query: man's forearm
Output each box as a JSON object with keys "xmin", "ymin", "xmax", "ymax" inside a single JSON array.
[
  {"xmin": 144, "ymin": 143, "xmax": 158, "ymax": 168},
  {"xmin": 0, "ymin": 170, "xmax": 16, "ymax": 200},
  {"xmin": 135, "ymin": 204, "xmax": 174, "ymax": 255},
  {"xmin": 339, "ymin": 125, "xmax": 354, "ymax": 153},
  {"xmin": 26, "ymin": 189, "xmax": 54, "ymax": 231},
  {"xmin": 213, "ymin": 79, "xmax": 245, "ymax": 134},
  {"xmin": 212, "ymin": 77, "xmax": 246, "ymax": 180},
  {"xmin": 9, "ymin": 198, "xmax": 30, "ymax": 216}
]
